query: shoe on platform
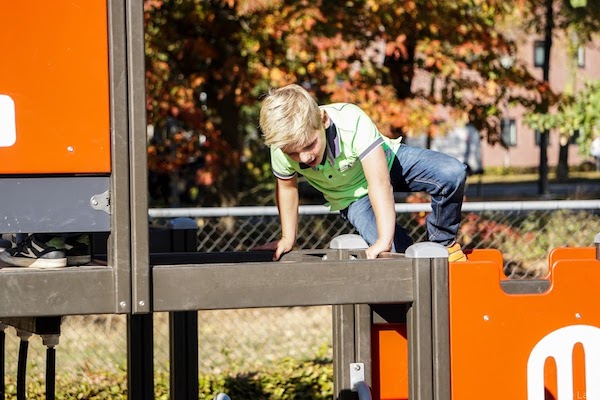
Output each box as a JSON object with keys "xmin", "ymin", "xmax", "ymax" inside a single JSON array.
[
  {"xmin": 65, "ymin": 234, "xmax": 92, "ymax": 266},
  {"xmin": 0, "ymin": 235, "xmax": 67, "ymax": 268},
  {"xmin": 0, "ymin": 238, "xmax": 11, "ymax": 252},
  {"xmin": 447, "ymin": 242, "xmax": 467, "ymax": 262}
]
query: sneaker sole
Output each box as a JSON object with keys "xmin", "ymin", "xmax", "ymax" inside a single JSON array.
[
  {"xmin": 0, "ymin": 252, "xmax": 67, "ymax": 268},
  {"xmin": 67, "ymin": 255, "xmax": 92, "ymax": 266}
]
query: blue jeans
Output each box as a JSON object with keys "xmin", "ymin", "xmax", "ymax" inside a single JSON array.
[{"xmin": 340, "ymin": 144, "xmax": 467, "ymax": 252}]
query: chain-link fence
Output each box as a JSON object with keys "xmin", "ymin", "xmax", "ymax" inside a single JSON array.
[
  {"xmin": 156, "ymin": 200, "xmax": 600, "ymax": 279},
  {"xmin": 3, "ymin": 200, "xmax": 600, "ymax": 394}
]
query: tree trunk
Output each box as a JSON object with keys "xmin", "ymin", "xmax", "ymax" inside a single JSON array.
[
  {"xmin": 556, "ymin": 28, "xmax": 582, "ymax": 182},
  {"xmin": 383, "ymin": 32, "xmax": 417, "ymax": 100},
  {"xmin": 538, "ymin": 0, "xmax": 553, "ymax": 196},
  {"xmin": 556, "ymin": 140, "xmax": 570, "ymax": 181},
  {"xmin": 216, "ymin": 90, "xmax": 242, "ymax": 207}
]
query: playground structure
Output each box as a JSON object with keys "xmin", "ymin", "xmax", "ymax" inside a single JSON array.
[
  {"xmin": 2, "ymin": 1, "xmax": 600, "ymax": 399},
  {"xmin": 370, "ymin": 236, "xmax": 600, "ymax": 400}
]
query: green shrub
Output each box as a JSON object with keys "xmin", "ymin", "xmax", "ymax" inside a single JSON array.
[
  {"xmin": 4, "ymin": 357, "xmax": 333, "ymax": 399},
  {"xmin": 461, "ymin": 209, "xmax": 600, "ymax": 276}
]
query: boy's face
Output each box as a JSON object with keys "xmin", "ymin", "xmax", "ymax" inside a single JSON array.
[
  {"xmin": 282, "ymin": 127, "xmax": 326, "ymax": 168},
  {"xmin": 282, "ymin": 110, "xmax": 329, "ymax": 167}
]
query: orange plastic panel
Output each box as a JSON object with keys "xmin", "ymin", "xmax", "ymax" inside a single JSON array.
[
  {"xmin": 450, "ymin": 253, "xmax": 600, "ymax": 399},
  {"xmin": 371, "ymin": 324, "xmax": 409, "ymax": 400},
  {"xmin": 548, "ymin": 247, "xmax": 595, "ymax": 267},
  {"xmin": 463, "ymin": 248, "xmax": 504, "ymax": 265},
  {"xmin": 0, "ymin": 1, "xmax": 111, "ymax": 174}
]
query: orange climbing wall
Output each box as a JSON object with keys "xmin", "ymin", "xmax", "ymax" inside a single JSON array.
[
  {"xmin": 450, "ymin": 248, "xmax": 600, "ymax": 399},
  {"xmin": 371, "ymin": 247, "xmax": 600, "ymax": 400},
  {"xmin": 0, "ymin": 1, "xmax": 111, "ymax": 174}
]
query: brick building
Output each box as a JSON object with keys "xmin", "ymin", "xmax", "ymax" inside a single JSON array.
[{"xmin": 481, "ymin": 33, "xmax": 600, "ymax": 169}]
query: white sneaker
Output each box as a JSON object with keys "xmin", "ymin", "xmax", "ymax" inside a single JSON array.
[{"xmin": 0, "ymin": 235, "xmax": 67, "ymax": 268}]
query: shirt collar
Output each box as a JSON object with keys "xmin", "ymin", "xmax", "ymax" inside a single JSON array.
[
  {"xmin": 325, "ymin": 121, "xmax": 341, "ymax": 164},
  {"xmin": 299, "ymin": 122, "xmax": 340, "ymax": 170}
]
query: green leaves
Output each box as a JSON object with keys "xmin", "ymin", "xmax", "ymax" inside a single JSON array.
[
  {"xmin": 524, "ymin": 80, "xmax": 600, "ymax": 155},
  {"xmin": 145, "ymin": 0, "xmax": 595, "ymax": 206}
]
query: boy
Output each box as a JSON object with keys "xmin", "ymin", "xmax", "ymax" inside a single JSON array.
[{"xmin": 258, "ymin": 84, "xmax": 467, "ymax": 261}]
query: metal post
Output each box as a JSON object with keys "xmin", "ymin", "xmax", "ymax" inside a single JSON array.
[
  {"xmin": 595, "ymin": 232, "xmax": 600, "ymax": 260},
  {"xmin": 0, "ymin": 323, "xmax": 5, "ymax": 400},
  {"xmin": 46, "ymin": 348, "xmax": 56, "ymax": 400},
  {"xmin": 41, "ymin": 334, "xmax": 59, "ymax": 400},
  {"xmin": 333, "ymin": 304, "xmax": 358, "ymax": 400},
  {"xmin": 127, "ymin": 314, "xmax": 155, "ymax": 400},
  {"xmin": 16, "ymin": 330, "xmax": 31, "ymax": 400},
  {"xmin": 430, "ymin": 255, "xmax": 451, "ymax": 400},
  {"xmin": 169, "ymin": 311, "xmax": 199, "ymax": 400},
  {"xmin": 160, "ymin": 219, "xmax": 200, "ymax": 400},
  {"xmin": 354, "ymin": 303, "xmax": 372, "ymax": 386},
  {"xmin": 406, "ymin": 254, "xmax": 433, "ymax": 400},
  {"xmin": 126, "ymin": 0, "xmax": 151, "ymax": 315},
  {"xmin": 405, "ymin": 242, "xmax": 450, "ymax": 400},
  {"xmin": 330, "ymin": 234, "xmax": 368, "ymax": 400}
]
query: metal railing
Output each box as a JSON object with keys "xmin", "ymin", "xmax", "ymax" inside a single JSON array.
[
  {"xmin": 148, "ymin": 199, "xmax": 600, "ymax": 218},
  {"xmin": 149, "ymin": 199, "xmax": 600, "ymax": 279}
]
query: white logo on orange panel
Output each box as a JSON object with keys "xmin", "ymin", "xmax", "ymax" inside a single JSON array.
[
  {"xmin": 0, "ymin": 95, "xmax": 16, "ymax": 147},
  {"xmin": 527, "ymin": 325, "xmax": 600, "ymax": 400}
]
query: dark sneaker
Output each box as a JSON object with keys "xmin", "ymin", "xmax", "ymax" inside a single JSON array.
[
  {"xmin": 65, "ymin": 234, "xmax": 91, "ymax": 266},
  {"xmin": 0, "ymin": 235, "xmax": 67, "ymax": 268},
  {"xmin": 0, "ymin": 238, "xmax": 11, "ymax": 252}
]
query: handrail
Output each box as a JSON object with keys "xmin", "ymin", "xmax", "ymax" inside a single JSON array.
[
  {"xmin": 148, "ymin": 199, "xmax": 600, "ymax": 219},
  {"xmin": 353, "ymin": 381, "xmax": 372, "ymax": 400}
]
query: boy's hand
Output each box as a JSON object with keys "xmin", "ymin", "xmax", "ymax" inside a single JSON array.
[
  {"xmin": 362, "ymin": 146, "xmax": 396, "ymax": 260},
  {"xmin": 252, "ymin": 238, "xmax": 294, "ymax": 261},
  {"xmin": 365, "ymin": 240, "xmax": 391, "ymax": 259}
]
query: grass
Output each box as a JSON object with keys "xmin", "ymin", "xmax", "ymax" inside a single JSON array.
[
  {"xmin": 471, "ymin": 168, "xmax": 600, "ymax": 184},
  {"xmin": 2, "ymin": 307, "xmax": 333, "ymax": 395}
]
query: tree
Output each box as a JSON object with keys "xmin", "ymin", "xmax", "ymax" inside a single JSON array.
[
  {"xmin": 251, "ymin": 0, "xmax": 544, "ymax": 141},
  {"xmin": 144, "ymin": 0, "xmax": 545, "ymax": 207},
  {"xmin": 145, "ymin": 0, "xmax": 276, "ymax": 207},
  {"xmin": 520, "ymin": 0, "xmax": 600, "ymax": 181},
  {"xmin": 525, "ymin": 80, "xmax": 600, "ymax": 161}
]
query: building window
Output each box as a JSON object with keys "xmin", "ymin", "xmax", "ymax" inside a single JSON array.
[
  {"xmin": 534, "ymin": 41, "xmax": 546, "ymax": 68},
  {"xmin": 570, "ymin": 129, "xmax": 580, "ymax": 145},
  {"xmin": 535, "ymin": 129, "xmax": 551, "ymax": 146},
  {"xmin": 501, "ymin": 119, "xmax": 517, "ymax": 147},
  {"xmin": 578, "ymin": 46, "xmax": 585, "ymax": 68}
]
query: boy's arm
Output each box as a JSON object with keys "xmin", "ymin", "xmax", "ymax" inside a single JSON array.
[
  {"xmin": 274, "ymin": 176, "xmax": 299, "ymax": 260},
  {"xmin": 362, "ymin": 146, "xmax": 396, "ymax": 259}
]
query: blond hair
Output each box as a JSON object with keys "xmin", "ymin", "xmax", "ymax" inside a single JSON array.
[{"xmin": 259, "ymin": 84, "xmax": 322, "ymax": 150}]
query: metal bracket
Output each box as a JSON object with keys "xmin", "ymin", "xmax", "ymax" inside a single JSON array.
[
  {"xmin": 90, "ymin": 190, "xmax": 110, "ymax": 214},
  {"xmin": 350, "ymin": 362, "xmax": 365, "ymax": 392}
]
